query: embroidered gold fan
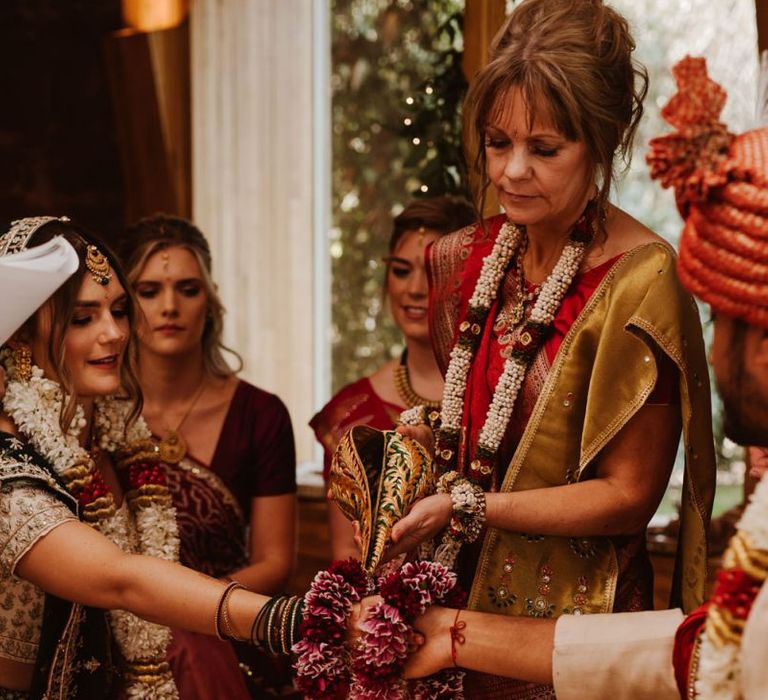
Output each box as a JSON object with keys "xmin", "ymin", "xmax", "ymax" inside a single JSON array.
[{"xmin": 329, "ymin": 426, "xmax": 435, "ymax": 573}]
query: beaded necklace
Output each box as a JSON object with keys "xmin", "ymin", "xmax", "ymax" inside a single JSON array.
[{"xmin": 433, "ymin": 203, "xmax": 596, "ymax": 488}]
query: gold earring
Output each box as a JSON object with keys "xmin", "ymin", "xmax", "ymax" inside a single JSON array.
[{"xmin": 13, "ymin": 344, "xmax": 32, "ymax": 382}]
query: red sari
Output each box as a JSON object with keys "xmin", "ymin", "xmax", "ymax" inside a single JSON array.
[{"xmin": 311, "ymin": 376, "xmax": 404, "ymax": 483}]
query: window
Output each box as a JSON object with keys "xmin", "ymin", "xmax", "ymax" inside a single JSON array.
[
  {"xmin": 608, "ymin": 0, "xmax": 759, "ymax": 521},
  {"xmin": 330, "ymin": 0, "xmax": 465, "ymax": 392}
]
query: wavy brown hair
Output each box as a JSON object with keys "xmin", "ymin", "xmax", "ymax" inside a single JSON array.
[
  {"xmin": 15, "ymin": 220, "xmax": 143, "ymax": 431},
  {"xmin": 464, "ymin": 0, "xmax": 648, "ymax": 222},
  {"xmin": 389, "ymin": 195, "xmax": 476, "ymax": 254},
  {"xmin": 118, "ymin": 214, "xmax": 242, "ymax": 378}
]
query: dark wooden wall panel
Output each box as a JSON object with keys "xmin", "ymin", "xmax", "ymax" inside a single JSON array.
[
  {"xmin": 104, "ymin": 23, "xmax": 191, "ymax": 223},
  {"xmin": 0, "ymin": 1, "xmax": 125, "ymax": 239}
]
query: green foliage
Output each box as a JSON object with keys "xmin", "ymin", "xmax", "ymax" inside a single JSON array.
[{"xmin": 330, "ymin": 0, "xmax": 466, "ymax": 392}]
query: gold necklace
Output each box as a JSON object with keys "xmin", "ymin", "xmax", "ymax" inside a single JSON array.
[
  {"xmin": 393, "ymin": 350, "xmax": 442, "ymax": 431},
  {"xmin": 157, "ymin": 378, "xmax": 207, "ymax": 464},
  {"xmin": 493, "ymin": 243, "xmax": 541, "ymax": 334}
]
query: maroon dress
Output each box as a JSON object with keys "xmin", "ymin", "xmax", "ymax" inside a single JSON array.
[{"xmin": 164, "ymin": 380, "xmax": 297, "ymax": 699}]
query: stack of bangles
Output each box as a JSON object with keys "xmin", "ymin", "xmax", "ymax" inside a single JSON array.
[
  {"xmin": 213, "ymin": 581, "xmax": 305, "ymax": 656},
  {"xmin": 437, "ymin": 471, "xmax": 487, "ymax": 543}
]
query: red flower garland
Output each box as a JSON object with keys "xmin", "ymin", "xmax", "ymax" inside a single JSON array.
[
  {"xmin": 294, "ymin": 559, "xmax": 465, "ymax": 699},
  {"xmin": 128, "ymin": 460, "xmax": 168, "ymax": 488},
  {"xmin": 350, "ymin": 560, "xmax": 466, "ymax": 699},
  {"xmin": 293, "ymin": 558, "xmax": 372, "ymax": 699}
]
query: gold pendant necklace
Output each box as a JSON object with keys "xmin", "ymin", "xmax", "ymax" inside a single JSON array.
[
  {"xmin": 158, "ymin": 429, "xmax": 188, "ymax": 464},
  {"xmin": 157, "ymin": 378, "xmax": 207, "ymax": 464},
  {"xmin": 493, "ymin": 239, "xmax": 541, "ymax": 335}
]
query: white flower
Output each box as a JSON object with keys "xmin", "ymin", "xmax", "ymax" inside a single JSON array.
[
  {"xmin": 432, "ymin": 220, "xmax": 590, "ymax": 570},
  {"xmin": 695, "ymin": 633, "xmax": 740, "ymax": 700}
]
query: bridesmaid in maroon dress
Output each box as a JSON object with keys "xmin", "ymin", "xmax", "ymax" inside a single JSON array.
[
  {"xmin": 311, "ymin": 196, "xmax": 475, "ymax": 560},
  {"xmin": 119, "ymin": 215, "xmax": 298, "ymax": 699}
]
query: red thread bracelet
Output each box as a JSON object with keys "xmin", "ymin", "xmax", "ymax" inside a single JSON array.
[{"xmin": 449, "ymin": 608, "xmax": 466, "ymax": 667}]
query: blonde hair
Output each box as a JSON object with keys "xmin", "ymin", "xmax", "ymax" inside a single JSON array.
[
  {"xmin": 119, "ymin": 215, "xmax": 242, "ymax": 378},
  {"xmin": 464, "ymin": 0, "xmax": 648, "ymax": 220}
]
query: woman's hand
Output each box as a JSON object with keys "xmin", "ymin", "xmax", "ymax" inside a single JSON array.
[
  {"xmin": 348, "ymin": 595, "xmax": 383, "ymax": 644},
  {"xmin": 404, "ymin": 606, "xmax": 454, "ymax": 678},
  {"xmin": 385, "ymin": 494, "xmax": 453, "ymax": 561},
  {"xmin": 396, "ymin": 424, "xmax": 436, "ymax": 458}
]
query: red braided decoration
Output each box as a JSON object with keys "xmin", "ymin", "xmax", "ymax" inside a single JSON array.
[
  {"xmin": 650, "ymin": 56, "xmax": 768, "ymax": 329},
  {"xmin": 699, "ymin": 202, "xmax": 768, "ymax": 242},
  {"xmin": 647, "ymin": 56, "xmax": 733, "ymax": 210},
  {"xmin": 690, "ymin": 208, "xmax": 768, "ymax": 264}
]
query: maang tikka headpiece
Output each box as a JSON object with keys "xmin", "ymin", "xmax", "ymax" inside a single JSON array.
[{"xmin": 85, "ymin": 244, "xmax": 112, "ymax": 286}]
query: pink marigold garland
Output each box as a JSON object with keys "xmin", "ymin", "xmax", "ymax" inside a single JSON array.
[
  {"xmin": 350, "ymin": 560, "xmax": 466, "ymax": 700},
  {"xmin": 293, "ymin": 558, "xmax": 372, "ymax": 699}
]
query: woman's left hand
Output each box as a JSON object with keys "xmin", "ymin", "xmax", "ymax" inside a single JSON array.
[{"xmin": 385, "ymin": 494, "xmax": 453, "ymax": 561}]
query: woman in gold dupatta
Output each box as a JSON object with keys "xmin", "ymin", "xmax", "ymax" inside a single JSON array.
[{"xmin": 385, "ymin": 2, "xmax": 716, "ymax": 697}]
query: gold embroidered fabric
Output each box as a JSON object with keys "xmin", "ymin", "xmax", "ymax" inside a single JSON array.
[
  {"xmin": 468, "ymin": 243, "xmax": 716, "ymax": 617},
  {"xmin": 0, "ymin": 482, "xmax": 76, "ymax": 663},
  {"xmin": 329, "ymin": 426, "xmax": 435, "ymax": 573},
  {"xmin": 427, "ymin": 223, "xmax": 487, "ymax": 374}
]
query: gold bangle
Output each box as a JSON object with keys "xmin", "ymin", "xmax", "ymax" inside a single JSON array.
[
  {"xmin": 265, "ymin": 595, "xmax": 283, "ymax": 655},
  {"xmin": 287, "ymin": 596, "xmax": 302, "ymax": 651},
  {"xmin": 215, "ymin": 581, "xmax": 245, "ymax": 641},
  {"xmin": 280, "ymin": 596, "xmax": 299, "ymax": 654}
]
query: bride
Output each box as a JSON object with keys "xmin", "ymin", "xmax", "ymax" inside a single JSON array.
[{"xmin": 0, "ymin": 217, "xmax": 306, "ymax": 699}]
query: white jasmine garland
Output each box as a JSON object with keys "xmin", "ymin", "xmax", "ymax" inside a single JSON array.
[
  {"xmin": 476, "ymin": 239, "xmax": 587, "ymax": 453},
  {"xmin": 399, "ymin": 405, "xmax": 426, "ymax": 426},
  {"xmin": 428, "ymin": 212, "xmax": 593, "ymax": 569},
  {"xmin": 468, "ymin": 223, "xmax": 521, "ymax": 309},
  {"xmin": 438, "ymin": 226, "xmax": 588, "ymax": 459},
  {"xmin": 1, "ymin": 350, "xmax": 180, "ymax": 699}
]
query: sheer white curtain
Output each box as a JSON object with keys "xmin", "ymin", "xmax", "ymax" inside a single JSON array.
[{"xmin": 190, "ymin": 0, "xmax": 330, "ymax": 472}]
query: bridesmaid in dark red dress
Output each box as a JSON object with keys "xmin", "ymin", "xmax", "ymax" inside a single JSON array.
[
  {"xmin": 311, "ymin": 196, "xmax": 475, "ymax": 560},
  {"xmin": 119, "ymin": 216, "xmax": 298, "ymax": 699}
]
